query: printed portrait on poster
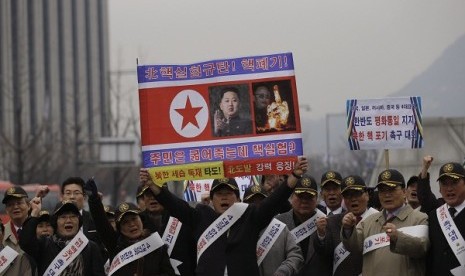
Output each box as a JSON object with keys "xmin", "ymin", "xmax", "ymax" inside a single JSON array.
[
  {"xmin": 209, "ymin": 84, "xmax": 253, "ymax": 137},
  {"xmin": 252, "ymin": 80, "xmax": 296, "ymax": 133}
]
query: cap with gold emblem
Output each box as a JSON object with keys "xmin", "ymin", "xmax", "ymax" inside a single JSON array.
[
  {"xmin": 320, "ymin": 171, "xmax": 343, "ymax": 188},
  {"xmin": 38, "ymin": 210, "xmax": 51, "ymax": 222},
  {"xmin": 104, "ymin": 205, "xmax": 116, "ymax": 216},
  {"xmin": 243, "ymin": 185, "xmax": 268, "ymax": 202},
  {"xmin": 341, "ymin": 175, "xmax": 367, "ymax": 194},
  {"xmin": 115, "ymin": 202, "xmax": 140, "ymax": 222},
  {"xmin": 53, "ymin": 200, "xmax": 81, "ymax": 216},
  {"xmin": 136, "ymin": 183, "xmax": 167, "ymax": 198},
  {"xmin": 136, "ymin": 184, "xmax": 146, "ymax": 199},
  {"xmin": 437, "ymin": 162, "xmax": 465, "ymax": 181},
  {"xmin": 294, "ymin": 174, "xmax": 318, "ymax": 196},
  {"xmin": 210, "ymin": 178, "xmax": 240, "ymax": 199},
  {"xmin": 376, "ymin": 169, "xmax": 405, "ymax": 188},
  {"xmin": 2, "ymin": 186, "xmax": 28, "ymax": 204}
]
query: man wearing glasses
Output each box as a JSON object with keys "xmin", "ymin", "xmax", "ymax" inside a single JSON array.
[{"xmin": 341, "ymin": 169, "xmax": 429, "ymax": 276}]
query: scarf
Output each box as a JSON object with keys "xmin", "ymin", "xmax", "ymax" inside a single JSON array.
[{"xmin": 51, "ymin": 234, "xmax": 84, "ymax": 275}]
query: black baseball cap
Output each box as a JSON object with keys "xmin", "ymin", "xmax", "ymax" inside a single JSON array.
[
  {"xmin": 437, "ymin": 162, "xmax": 465, "ymax": 181},
  {"xmin": 210, "ymin": 178, "xmax": 240, "ymax": 199},
  {"xmin": 53, "ymin": 200, "xmax": 80, "ymax": 216},
  {"xmin": 38, "ymin": 210, "xmax": 51, "ymax": 223},
  {"xmin": 376, "ymin": 169, "xmax": 405, "ymax": 188},
  {"xmin": 243, "ymin": 185, "xmax": 268, "ymax": 202},
  {"xmin": 115, "ymin": 202, "xmax": 140, "ymax": 223},
  {"xmin": 294, "ymin": 174, "xmax": 318, "ymax": 196},
  {"xmin": 341, "ymin": 175, "xmax": 367, "ymax": 194},
  {"xmin": 104, "ymin": 205, "xmax": 115, "ymax": 216},
  {"xmin": 2, "ymin": 186, "xmax": 28, "ymax": 204},
  {"xmin": 321, "ymin": 171, "xmax": 343, "ymax": 187}
]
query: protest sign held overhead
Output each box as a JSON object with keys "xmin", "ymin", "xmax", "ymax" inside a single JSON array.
[
  {"xmin": 346, "ymin": 97, "xmax": 423, "ymax": 150},
  {"xmin": 137, "ymin": 53, "xmax": 303, "ymax": 184}
]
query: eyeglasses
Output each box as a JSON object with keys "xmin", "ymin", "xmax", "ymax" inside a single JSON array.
[
  {"xmin": 63, "ymin": 191, "xmax": 84, "ymax": 197},
  {"xmin": 57, "ymin": 214, "xmax": 79, "ymax": 221}
]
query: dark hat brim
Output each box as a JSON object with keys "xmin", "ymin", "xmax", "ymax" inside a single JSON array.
[
  {"xmin": 321, "ymin": 179, "xmax": 341, "ymax": 187},
  {"xmin": 294, "ymin": 189, "xmax": 317, "ymax": 196},
  {"xmin": 38, "ymin": 214, "xmax": 51, "ymax": 222},
  {"xmin": 136, "ymin": 186, "xmax": 156, "ymax": 198},
  {"xmin": 243, "ymin": 192, "xmax": 267, "ymax": 202},
  {"xmin": 342, "ymin": 185, "xmax": 366, "ymax": 194},
  {"xmin": 437, "ymin": 173, "xmax": 464, "ymax": 181},
  {"xmin": 2, "ymin": 194, "xmax": 28, "ymax": 204},
  {"xmin": 211, "ymin": 183, "xmax": 239, "ymax": 192},
  {"xmin": 376, "ymin": 181, "xmax": 402, "ymax": 188},
  {"xmin": 116, "ymin": 210, "xmax": 140, "ymax": 223},
  {"xmin": 54, "ymin": 202, "xmax": 80, "ymax": 216}
]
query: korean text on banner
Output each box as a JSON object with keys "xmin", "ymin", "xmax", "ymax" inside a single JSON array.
[
  {"xmin": 346, "ymin": 97, "xmax": 423, "ymax": 150},
  {"xmin": 138, "ymin": 53, "xmax": 304, "ymax": 179}
]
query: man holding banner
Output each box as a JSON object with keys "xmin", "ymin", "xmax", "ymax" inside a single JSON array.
[
  {"xmin": 341, "ymin": 169, "xmax": 429, "ymax": 276},
  {"xmin": 426, "ymin": 162, "xmax": 465, "ymax": 276},
  {"xmin": 140, "ymin": 156, "xmax": 308, "ymax": 276}
]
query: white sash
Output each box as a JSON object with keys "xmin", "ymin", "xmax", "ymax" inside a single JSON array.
[
  {"xmin": 162, "ymin": 216, "xmax": 182, "ymax": 256},
  {"xmin": 162, "ymin": 216, "xmax": 183, "ymax": 275},
  {"xmin": 437, "ymin": 203, "xmax": 465, "ymax": 275},
  {"xmin": 363, "ymin": 225, "xmax": 428, "ymax": 255},
  {"xmin": 290, "ymin": 209, "xmax": 326, "ymax": 243},
  {"xmin": 43, "ymin": 231, "xmax": 89, "ymax": 276},
  {"xmin": 104, "ymin": 259, "xmax": 110, "ymax": 275},
  {"xmin": 256, "ymin": 218, "xmax": 286, "ymax": 265},
  {"xmin": 197, "ymin": 203, "xmax": 248, "ymax": 262},
  {"xmin": 108, "ymin": 232, "xmax": 165, "ymax": 276},
  {"xmin": 0, "ymin": 246, "xmax": 18, "ymax": 274},
  {"xmin": 333, "ymin": 207, "xmax": 379, "ymax": 273}
]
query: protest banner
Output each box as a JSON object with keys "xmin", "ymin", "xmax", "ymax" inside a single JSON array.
[
  {"xmin": 137, "ymin": 53, "xmax": 303, "ymax": 184},
  {"xmin": 346, "ymin": 97, "xmax": 423, "ymax": 150}
]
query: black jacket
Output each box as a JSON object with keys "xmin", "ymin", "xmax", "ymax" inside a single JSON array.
[
  {"xmin": 156, "ymin": 183, "xmax": 294, "ymax": 276},
  {"xmin": 427, "ymin": 207, "xmax": 465, "ymax": 276},
  {"xmin": 140, "ymin": 209, "xmax": 197, "ymax": 276},
  {"xmin": 417, "ymin": 173, "xmax": 445, "ymax": 213},
  {"xmin": 88, "ymin": 196, "xmax": 175, "ymax": 276},
  {"xmin": 314, "ymin": 212, "xmax": 362, "ymax": 276},
  {"xmin": 19, "ymin": 217, "xmax": 104, "ymax": 276}
]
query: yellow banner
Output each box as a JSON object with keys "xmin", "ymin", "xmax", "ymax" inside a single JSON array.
[{"xmin": 148, "ymin": 162, "xmax": 224, "ymax": 187}]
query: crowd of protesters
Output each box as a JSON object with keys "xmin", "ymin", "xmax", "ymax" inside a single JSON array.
[{"xmin": 0, "ymin": 155, "xmax": 463, "ymax": 276}]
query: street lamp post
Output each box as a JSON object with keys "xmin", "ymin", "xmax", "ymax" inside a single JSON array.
[{"xmin": 98, "ymin": 137, "xmax": 137, "ymax": 206}]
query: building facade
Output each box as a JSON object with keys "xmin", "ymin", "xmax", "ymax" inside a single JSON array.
[{"xmin": 0, "ymin": 0, "xmax": 110, "ymax": 184}]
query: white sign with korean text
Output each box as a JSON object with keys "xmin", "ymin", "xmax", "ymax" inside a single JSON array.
[{"xmin": 346, "ymin": 97, "xmax": 423, "ymax": 150}]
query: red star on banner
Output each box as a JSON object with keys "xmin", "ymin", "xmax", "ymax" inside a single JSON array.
[{"xmin": 175, "ymin": 96, "xmax": 203, "ymax": 129}]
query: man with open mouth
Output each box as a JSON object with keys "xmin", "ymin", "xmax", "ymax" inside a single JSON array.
[
  {"xmin": 140, "ymin": 157, "xmax": 308, "ymax": 276},
  {"xmin": 342, "ymin": 169, "xmax": 429, "ymax": 276},
  {"xmin": 426, "ymin": 162, "xmax": 465, "ymax": 275},
  {"xmin": 318, "ymin": 170, "xmax": 345, "ymax": 216},
  {"xmin": 275, "ymin": 174, "xmax": 330, "ymax": 275},
  {"xmin": 315, "ymin": 175, "xmax": 378, "ymax": 276}
]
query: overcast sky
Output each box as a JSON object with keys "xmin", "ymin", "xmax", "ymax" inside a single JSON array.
[{"xmin": 109, "ymin": 0, "xmax": 465, "ymax": 120}]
